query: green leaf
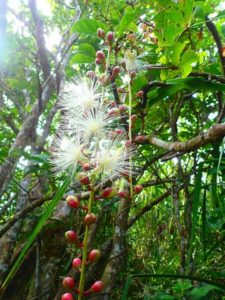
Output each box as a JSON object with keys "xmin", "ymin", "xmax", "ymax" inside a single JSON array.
[
  {"xmin": 116, "ymin": 6, "xmax": 144, "ymax": 37},
  {"xmin": 180, "ymin": 49, "xmax": 198, "ymax": 77},
  {"xmin": 147, "ymin": 77, "xmax": 225, "ymax": 107},
  {"xmin": 71, "ymin": 19, "xmax": 107, "ymax": 34},
  {"xmin": 1, "ymin": 177, "xmax": 71, "ymax": 293},
  {"xmin": 70, "ymin": 43, "xmax": 96, "ymax": 64},
  {"xmin": 189, "ymin": 284, "xmax": 221, "ymax": 299}
]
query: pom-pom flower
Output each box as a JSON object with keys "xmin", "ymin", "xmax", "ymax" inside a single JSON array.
[
  {"xmin": 64, "ymin": 105, "xmax": 118, "ymax": 142},
  {"xmin": 51, "ymin": 135, "xmax": 87, "ymax": 176},
  {"xmin": 59, "ymin": 77, "xmax": 102, "ymax": 112},
  {"xmin": 91, "ymin": 137, "xmax": 135, "ymax": 182}
]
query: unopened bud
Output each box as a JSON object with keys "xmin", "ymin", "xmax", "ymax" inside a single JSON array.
[
  {"xmin": 65, "ymin": 230, "xmax": 78, "ymax": 243},
  {"xmin": 88, "ymin": 249, "xmax": 101, "ymax": 263},
  {"xmin": 84, "ymin": 213, "xmax": 97, "ymax": 226},
  {"xmin": 91, "ymin": 281, "xmax": 104, "ymax": 293},
  {"xmin": 96, "ymin": 50, "xmax": 105, "ymax": 60},
  {"xmin": 136, "ymin": 90, "xmax": 144, "ymax": 98},
  {"xmin": 107, "ymin": 31, "xmax": 114, "ymax": 43},
  {"xmin": 66, "ymin": 195, "xmax": 80, "ymax": 209},
  {"xmin": 134, "ymin": 135, "xmax": 145, "ymax": 143},
  {"xmin": 97, "ymin": 28, "xmax": 105, "ymax": 39},
  {"xmin": 101, "ymin": 187, "xmax": 117, "ymax": 199},
  {"xmin": 77, "ymin": 172, "xmax": 90, "ymax": 185},
  {"xmin": 134, "ymin": 185, "xmax": 143, "ymax": 194},
  {"xmin": 72, "ymin": 257, "xmax": 82, "ymax": 269}
]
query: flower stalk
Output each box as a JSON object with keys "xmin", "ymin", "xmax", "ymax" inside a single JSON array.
[
  {"xmin": 128, "ymin": 77, "xmax": 133, "ymax": 200},
  {"xmin": 78, "ymin": 184, "xmax": 95, "ymax": 300}
]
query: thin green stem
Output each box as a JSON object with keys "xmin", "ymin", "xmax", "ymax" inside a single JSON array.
[
  {"xmin": 78, "ymin": 185, "xmax": 94, "ymax": 300},
  {"xmin": 128, "ymin": 78, "xmax": 133, "ymax": 200}
]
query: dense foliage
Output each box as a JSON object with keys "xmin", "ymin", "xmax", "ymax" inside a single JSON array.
[{"xmin": 0, "ymin": 0, "xmax": 225, "ymax": 299}]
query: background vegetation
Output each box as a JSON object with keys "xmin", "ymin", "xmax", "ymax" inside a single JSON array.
[{"xmin": 0, "ymin": 0, "xmax": 225, "ymax": 299}]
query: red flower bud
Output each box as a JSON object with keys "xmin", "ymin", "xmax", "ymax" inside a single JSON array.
[
  {"xmin": 134, "ymin": 135, "xmax": 145, "ymax": 143},
  {"xmin": 97, "ymin": 28, "xmax": 105, "ymax": 39},
  {"xmin": 107, "ymin": 31, "xmax": 114, "ymax": 43},
  {"xmin": 65, "ymin": 230, "xmax": 77, "ymax": 243},
  {"xmin": 134, "ymin": 185, "xmax": 143, "ymax": 194},
  {"xmin": 119, "ymin": 104, "xmax": 128, "ymax": 113},
  {"xmin": 125, "ymin": 140, "xmax": 132, "ymax": 148},
  {"xmin": 136, "ymin": 90, "xmax": 144, "ymax": 98},
  {"xmin": 84, "ymin": 213, "xmax": 97, "ymax": 226},
  {"xmin": 112, "ymin": 66, "xmax": 120, "ymax": 77},
  {"xmin": 66, "ymin": 196, "xmax": 80, "ymax": 209},
  {"xmin": 88, "ymin": 249, "xmax": 101, "ymax": 263},
  {"xmin": 101, "ymin": 187, "xmax": 117, "ymax": 199},
  {"xmin": 129, "ymin": 71, "xmax": 136, "ymax": 79},
  {"xmin": 91, "ymin": 281, "xmax": 104, "ymax": 293},
  {"xmin": 61, "ymin": 293, "xmax": 74, "ymax": 300},
  {"xmin": 95, "ymin": 57, "xmax": 102, "ymax": 65},
  {"xmin": 96, "ymin": 50, "xmax": 106, "ymax": 60},
  {"xmin": 118, "ymin": 190, "xmax": 129, "ymax": 199},
  {"xmin": 62, "ymin": 277, "xmax": 75, "ymax": 290},
  {"xmin": 108, "ymin": 108, "xmax": 120, "ymax": 116},
  {"xmin": 77, "ymin": 172, "xmax": 90, "ymax": 185},
  {"xmin": 72, "ymin": 258, "xmax": 82, "ymax": 269},
  {"xmin": 82, "ymin": 163, "xmax": 92, "ymax": 171}
]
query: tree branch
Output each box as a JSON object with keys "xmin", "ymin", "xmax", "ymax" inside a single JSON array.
[{"xmin": 135, "ymin": 124, "xmax": 225, "ymax": 153}]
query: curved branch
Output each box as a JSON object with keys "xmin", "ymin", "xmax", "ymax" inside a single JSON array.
[{"xmin": 135, "ymin": 124, "xmax": 225, "ymax": 153}]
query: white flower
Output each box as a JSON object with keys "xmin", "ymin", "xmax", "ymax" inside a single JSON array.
[
  {"xmin": 91, "ymin": 137, "xmax": 135, "ymax": 182},
  {"xmin": 123, "ymin": 49, "xmax": 146, "ymax": 72},
  {"xmin": 63, "ymin": 105, "xmax": 118, "ymax": 142},
  {"xmin": 51, "ymin": 135, "xmax": 87, "ymax": 175},
  {"xmin": 59, "ymin": 77, "xmax": 102, "ymax": 112}
]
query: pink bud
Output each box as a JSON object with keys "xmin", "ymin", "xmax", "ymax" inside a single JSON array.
[
  {"xmin": 96, "ymin": 50, "xmax": 105, "ymax": 60},
  {"xmin": 129, "ymin": 71, "xmax": 136, "ymax": 79},
  {"xmin": 107, "ymin": 31, "xmax": 114, "ymax": 43},
  {"xmin": 118, "ymin": 190, "xmax": 129, "ymax": 199},
  {"xmin": 62, "ymin": 277, "xmax": 75, "ymax": 290},
  {"xmin": 72, "ymin": 258, "xmax": 82, "ymax": 269},
  {"xmin": 65, "ymin": 230, "xmax": 77, "ymax": 243},
  {"xmin": 91, "ymin": 281, "xmax": 104, "ymax": 293},
  {"xmin": 108, "ymin": 108, "xmax": 120, "ymax": 116},
  {"xmin": 134, "ymin": 135, "xmax": 145, "ymax": 143},
  {"xmin": 97, "ymin": 28, "xmax": 105, "ymax": 39},
  {"xmin": 66, "ymin": 196, "xmax": 80, "ymax": 209},
  {"xmin": 84, "ymin": 213, "xmax": 97, "ymax": 226},
  {"xmin": 119, "ymin": 104, "xmax": 128, "ymax": 113},
  {"xmin": 125, "ymin": 140, "xmax": 132, "ymax": 148},
  {"xmin": 77, "ymin": 172, "xmax": 90, "ymax": 185},
  {"xmin": 134, "ymin": 185, "xmax": 143, "ymax": 194},
  {"xmin": 115, "ymin": 128, "xmax": 124, "ymax": 134},
  {"xmin": 101, "ymin": 187, "xmax": 117, "ymax": 199},
  {"xmin": 88, "ymin": 249, "xmax": 101, "ymax": 263},
  {"xmin": 136, "ymin": 90, "xmax": 144, "ymax": 98},
  {"xmin": 112, "ymin": 66, "xmax": 120, "ymax": 77},
  {"xmin": 61, "ymin": 293, "xmax": 74, "ymax": 300},
  {"xmin": 82, "ymin": 163, "xmax": 92, "ymax": 171},
  {"xmin": 95, "ymin": 57, "xmax": 102, "ymax": 65}
]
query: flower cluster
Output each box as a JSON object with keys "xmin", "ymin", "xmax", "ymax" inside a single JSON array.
[{"xmin": 51, "ymin": 76, "xmax": 134, "ymax": 184}]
